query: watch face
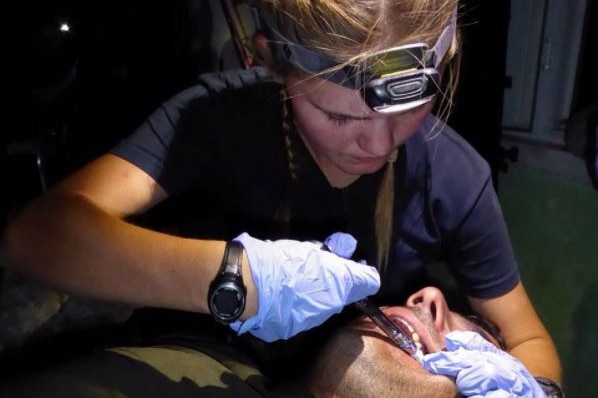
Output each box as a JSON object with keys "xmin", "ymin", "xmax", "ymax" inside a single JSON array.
[
  {"xmin": 209, "ymin": 277, "xmax": 246, "ymax": 324},
  {"xmin": 213, "ymin": 286, "xmax": 243, "ymax": 316}
]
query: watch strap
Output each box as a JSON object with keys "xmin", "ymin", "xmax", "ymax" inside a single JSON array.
[{"xmin": 220, "ymin": 240, "xmax": 244, "ymax": 277}]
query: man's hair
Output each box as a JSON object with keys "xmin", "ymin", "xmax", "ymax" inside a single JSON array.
[{"xmin": 466, "ymin": 314, "xmax": 507, "ymax": 350}]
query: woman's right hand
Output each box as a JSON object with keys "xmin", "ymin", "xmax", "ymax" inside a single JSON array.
[{"xmin": 230, "ymin": 232, "xmax": 380, "ymax": 342}]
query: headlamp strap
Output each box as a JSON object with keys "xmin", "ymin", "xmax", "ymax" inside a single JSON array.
[
  {"xmin": 427, "ymin": 9, "xmax": 457, "ymax": 69},
  {"xmin": 257, "ymin": 7, "xmax": 457, "ymax": 89}
]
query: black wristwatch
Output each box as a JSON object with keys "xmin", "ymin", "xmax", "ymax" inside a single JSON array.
[
  {"xmin": 535, "ymin": 377, "xmax": 565, "ymax": 398},
  {"xmin": 208, "ymin": 241, "xmax": 247, "ymax": 324}
]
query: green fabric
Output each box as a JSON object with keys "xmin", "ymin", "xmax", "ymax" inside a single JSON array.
[{"xmin": 1, "ymin": 343, "xmax": 314, "ymax": 398}]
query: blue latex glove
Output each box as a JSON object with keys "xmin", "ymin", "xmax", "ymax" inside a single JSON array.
[
  {"xmin": 230, "ymin": 232, "xmax": 380, "ymax": 342},
  {"xmin": 423, "ymin": 331, "xmax": 546, "ymax": 397},
  {"xmin": 323, "ymin": 231, "xmax": 358, "ymax": 259}
]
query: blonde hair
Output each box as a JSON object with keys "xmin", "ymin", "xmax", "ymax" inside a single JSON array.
[{"xmin": 258, "ymin": 0, "xmax": 461, "ymax": 272}]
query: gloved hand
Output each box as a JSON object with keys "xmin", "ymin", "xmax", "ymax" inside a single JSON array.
[
  {"xmin": 323, "ymin": 231, "xmax": 358, "ymax": 259},
  {"xmin": 230, "ymin": 232, "xmax": 380, "ymax": 342},
  {"xmin": 423, "ymin": 331, "xmax": 546, "ymax": 397}
]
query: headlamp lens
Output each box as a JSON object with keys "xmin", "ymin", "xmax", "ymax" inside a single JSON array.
[
  {"xmin": 367, "ymin": 45, "xmax": 427, "ymax": 76},
  {"xmin": 364, "ymin": 68, "xmax": 440, "ymax": 113}
]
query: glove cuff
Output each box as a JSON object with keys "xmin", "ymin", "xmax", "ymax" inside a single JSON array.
[{"xmin": 535, "ymin": 377, "xmax": 565, "ymax": 398}]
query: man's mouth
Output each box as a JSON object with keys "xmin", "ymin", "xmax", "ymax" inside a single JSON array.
[{"xmin": 391, "ymin": 315, "xmax": 427, "ymax": 354}]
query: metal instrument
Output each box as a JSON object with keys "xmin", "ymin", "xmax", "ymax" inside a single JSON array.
[{"xmin": 354, "ymin": 298, "xmax": 424, "ymax": 363}]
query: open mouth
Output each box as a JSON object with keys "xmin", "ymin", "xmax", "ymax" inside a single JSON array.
[
  {"xmin": 354, "ymin": 302, "xmax": 443, "ymax": 359},
  {"xmin": 382, "ymin": 306, "xmax": 445, "ymax": 356},
  {"xmin": 390, "ymin": 315, "xmax": 428, "ymax": 355}
]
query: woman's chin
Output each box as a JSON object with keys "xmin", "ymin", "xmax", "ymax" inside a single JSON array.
[
  {"xmin": 322, "ymin": 158, "xmax": 387, "ymax": 187},
  {"xmin": 340, "ymin": 158, "xmax": 387, "ymax": 175}
]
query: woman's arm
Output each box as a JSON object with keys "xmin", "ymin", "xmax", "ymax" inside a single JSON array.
[
  {"xmin": 1, "ymin": 153, "xmax": 379, "ymax": 342},
  {"xmin": 0, "ymin": 154, "xmax": 258, "ymax": 317},
  {"xmin": 469, "ymin": 281, "xmax": 562, "ymax": 382}
]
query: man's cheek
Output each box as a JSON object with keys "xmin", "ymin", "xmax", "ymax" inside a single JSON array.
[{"xmin": 386, "ymin": 344, "xmax": 428, "ymax": 371}]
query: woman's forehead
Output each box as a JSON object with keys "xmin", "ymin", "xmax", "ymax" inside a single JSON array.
[{"xmin": 287, "ymin": 74, "xmax": 377, "ymax": 117}]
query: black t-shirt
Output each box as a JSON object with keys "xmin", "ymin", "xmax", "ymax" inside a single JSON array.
[{"xmin": 111, "ymin": 67, "xmax": 520, "ymax": 303}]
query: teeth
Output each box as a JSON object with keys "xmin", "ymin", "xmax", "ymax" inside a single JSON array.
[
  {"xmin": 392, "ymin": 316, "xmax": 426, "ymax": 354},
  {"xmin": 396, "ymin": 317, "xmax": 415, "ymax": 333}
]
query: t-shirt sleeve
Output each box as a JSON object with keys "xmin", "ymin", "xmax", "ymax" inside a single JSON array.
[
  {"xmin": 110, "ymin": 84, "xmax": 210, "ymax": 194},
  {"xmin": 428, "ymin": 127, "xmax": 520, "ymax": 299},
  {"xmin": 109, "ymin": 67, "xmax": 275, "ymax": 195}
]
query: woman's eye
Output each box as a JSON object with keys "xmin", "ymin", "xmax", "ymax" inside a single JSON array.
[{"xmin": 326, "ymin": 113, "xmax": 350, "ymax": 125}]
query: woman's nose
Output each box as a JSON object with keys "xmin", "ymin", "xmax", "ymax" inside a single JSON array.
[
  {"xmin": 356, "ymin": 119, "xmax": 395, "ymax": 157},
  {"xmin": 406, "ymin": 287, "xmax": 448, "ymax": 331}
]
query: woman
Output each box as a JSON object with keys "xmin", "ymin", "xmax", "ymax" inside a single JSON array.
[{"xmin": 2, "ymin": 0, "xmax": 561, "ymax": 395}]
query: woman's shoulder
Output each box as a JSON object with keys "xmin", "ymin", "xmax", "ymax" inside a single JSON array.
[
  {"xmin": 196, "ymin": 66, "xmax": 277, "ymax": 94},
  {"xmin": 405, "ymin": 115, "xmax": 491, "ymax": 183},
  {"xmin": 162, "ymin": 67, "xmax": 280, "ymax": 111},
  {"xmin": 111, "ymin": 67, "xmax": 285, "ymax": 194},
  {"xmin": 144, "ymin": 67, "xmax": 284, "ymax": 150}
]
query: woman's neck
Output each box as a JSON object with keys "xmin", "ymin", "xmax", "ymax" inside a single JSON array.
[
  {"xmin": 319, "ymin": 161, "xmax": 360, "ymax": 188},
  {"xmin": 300, "ymin": 138, "xmax": 360, "ymax": 188}
]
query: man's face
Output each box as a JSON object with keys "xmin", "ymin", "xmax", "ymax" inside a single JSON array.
[{"xmin": 351, "ymin": 287, "xmax": 503, "ymax": 369}]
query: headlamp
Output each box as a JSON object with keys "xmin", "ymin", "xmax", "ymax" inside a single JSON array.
[{"xmin": 258, "ymin": 9, "xmax": 457, "ymax": 113}]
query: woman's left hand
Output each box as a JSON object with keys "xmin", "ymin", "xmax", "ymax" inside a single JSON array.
[{"xmin": 423, "ymin": 331, "xmax": 546, "ymax": 397}]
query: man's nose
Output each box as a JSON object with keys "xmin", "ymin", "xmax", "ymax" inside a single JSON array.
[
  {"xmin": 356, "ymin": 118, "xmax": 395, "ymax": 157},
  {"xmin": 406, "ymin": 287, "xmax": 448, "ymax": 330}
]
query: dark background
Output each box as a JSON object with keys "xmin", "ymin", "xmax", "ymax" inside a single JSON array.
[
  {"xmin": 2, "ymin": 0, "xmax": 214, "ymax": 222},
  {"xmin": 448, "ymin": 0, "xmax": 511, "ymax": 188}
]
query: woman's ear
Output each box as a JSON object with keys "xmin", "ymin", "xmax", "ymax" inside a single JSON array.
[{"xmin": 252, "ymin": 33, "xmax": 273, "ymax": 67}]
